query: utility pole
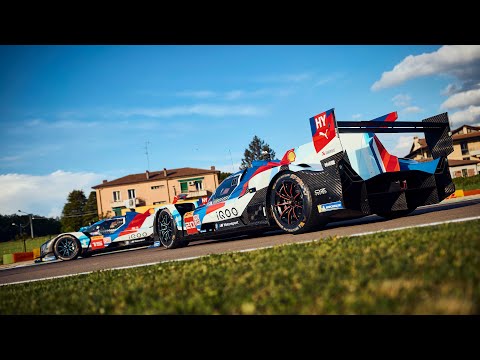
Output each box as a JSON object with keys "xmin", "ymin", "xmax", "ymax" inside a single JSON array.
[
  {"xmin": 145, "ymin": 141, "xmax": 150, "ymax": 170},
  {"xmin": 229, "ymin": 149, "xmax": 235, "ymax": 172},
  {"xmin": 18, "ymin": 210, "xmax": 34, "ymax": 238}
]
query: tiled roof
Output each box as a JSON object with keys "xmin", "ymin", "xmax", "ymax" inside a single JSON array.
[
  {"xmin": 452, "ymin": 132, "xmax": 480, "ymax": 141},
  {"xmin": 448, "ymin": 159, "xmax": 480, "ymax": 167},
  {"xmin": 452, "ymin": 124, "xmax": 480, "ymax": 135},
  {"xmin": 92, "ymin": 167, "xmax": 218, "ymax": 189}
]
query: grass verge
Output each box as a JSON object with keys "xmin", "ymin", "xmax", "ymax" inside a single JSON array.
[
  {"xmin": 453, "ymin": 173, "xmax": 480, "ymax": 191},
  {"xmin": 0, "ymin": 236, "xmax": 55, "ymax": 264},
  {"xmin": 0, "ymin": 220, "xmax": 479, "ymax": 314}
]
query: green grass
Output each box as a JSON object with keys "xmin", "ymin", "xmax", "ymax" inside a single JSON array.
[
  {"xmin": 0, "ymin": 235, "xmax": 56, "ymax": 264},
  {"xmin": 453, "ymin": 173, "xmax": 480, "ymax": 191},
  {"xmin": 1, "ymin": 221, "xmax": 479, "ymax": 314}
]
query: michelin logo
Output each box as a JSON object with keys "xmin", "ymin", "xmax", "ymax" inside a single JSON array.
[{"xmin": 318, "ymin": 201, "xmax": 343, "ymax": 213}]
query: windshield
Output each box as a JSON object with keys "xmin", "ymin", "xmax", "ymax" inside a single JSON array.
[
  {"xmin": 209, "ymin": 174, "xmax": 240, "ymax": 204},
  {"xmin": 84, "ymin": 218, "xmax": 125, "ymax": 234}
]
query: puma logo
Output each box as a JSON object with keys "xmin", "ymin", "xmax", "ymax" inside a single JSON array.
[{"xmin": 318, "ymin": 129, "xmax": 329, "ymax": 139}]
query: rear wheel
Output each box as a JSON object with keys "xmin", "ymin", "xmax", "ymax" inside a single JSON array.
[
  {"xmin": 53, "ymin": 235, "xmax": 81, "ymax": 261},
  {"xmin": 156, "ymin": 209, "xmax": 189, "ymax": 249},
  {"xmin": 269, "ymin": 172, "xmax": 320, "ymax": 234}
]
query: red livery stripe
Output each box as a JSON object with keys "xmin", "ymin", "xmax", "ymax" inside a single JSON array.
[
  {"xmin": 374, "ymin": 136, "xmax": 400, "ymax": 172},
  {"xmin": 206, "ymin": 202, "xmax": 225, "ymax": 214}
]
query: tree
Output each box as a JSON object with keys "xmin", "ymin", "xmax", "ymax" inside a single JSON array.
[
  {"xmin": 83, "ymin": 191, "xmax": 99, "ymax": 226},
  {"xmin": 61, "ymin": 190, "xmax": 87, "ymax": 232},
  {"xmin": 0, "ymin": 213, "xmax": 61, "ymax": 242},
  {"xmin": 218, "ymin": 172, "xmax": 232, "ymax": 182},
  {"xmin": 240, "ymin": 135, "xmax": 276, "ymax": 170}
]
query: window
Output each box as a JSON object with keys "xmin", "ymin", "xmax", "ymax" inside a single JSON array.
[
  {"xmin": 113, "ymin": 191, "xmax": 121, "ymax": 202},
  {"xmin": 468, "ymin": 169, "xmax": 475, "ymax": 176},
  {"xmin": 179, "ymin": 177, "xmax": 204, "ymax": 193},
  {"xmin": 180, "ymin": 182, "xmax": 188, "ymax": 193},
  {"xmin": 151, "ymin": 185, "xmax": 164, "ymax": 190},
  {"xmin": 461, "ymin": 142, "xmax": 469, "ymax": 155},
  {"xmin": 194, "ymin": 180, "xmax": 203, "ymax": 190},
  {"xmin": 153, "ymin": 201, "xmax": 166, "ymax": 205},
  {"xmin": 462, "ymin": 169, "xmax": 468, "ymax": 177},
  {"xmin": 454, "ymin": 171, "xmax": 462, "ymax": 178},
  {"xmin": 128, "ymin": 189, "xmax": 136, "ymax": 199}
]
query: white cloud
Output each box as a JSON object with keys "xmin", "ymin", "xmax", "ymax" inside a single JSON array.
[
  {"xmin": 176, "ymin": 88, "xmax": 293, "ymax": 101},
  {"xmin": 175, "ymin": 90, "xmax": 217, "ymax": 99},
  {"xmin": 441, "ymin": 83, "xmax": 459, "ymax": 96},
  {"xmin": 450, "ymin": 105, "xmax": 480, "ymax": 128},
  {"xmin": 402, "ymin": 106, "xmax": 423, "ymax": 114},
  {"xmin": 372, "ymin": 45, "xmax": 480, "ymax": 91},
  {"xmin": 225, "ymin": 90, "xmax": 245, "ymax": 100},
  {"xmin": 115, "ymin": 104, "xmax": 266, "ymax": 117},
  {"xmin": 0, "ymin": 170, "xmax": 104, "ymax": 218},
  {"xmin": 256, "ymin": 72, "xmax": 312, "ymax": 83},
  {"xmin": 392, "ymin": 135, "xmax": 416, "ymax": 157},
  {"xmin": 392, "ymin": 94, "xmax": 411, "ymax": 107},
  {"xmin": 441, "ymin": 88, "xmax": 480, "ymax": 109},
  {"xmin": 352, "ymin": 114, "xmax": 362, "ymax": 119},
  {"xmin": 0, "ymin": 155, "xmax": 21, "ymax": 162},
  {"xmin": 314, "ymin": 73, "xmax": 344, "ymax": 87}
]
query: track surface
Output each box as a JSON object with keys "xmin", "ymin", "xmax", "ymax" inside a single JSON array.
[{"xmin": 1, "ymin": 197, "xmax": 479, "ymax": 286}]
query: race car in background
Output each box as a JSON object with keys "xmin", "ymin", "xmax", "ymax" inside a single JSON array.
[
  {"xmin": 153, "ymin": 108, "xmax": 455, "ymax": 249},
  {"xmin": 38, "ymin": 209, "xmax": 155, "ymax": 261}
]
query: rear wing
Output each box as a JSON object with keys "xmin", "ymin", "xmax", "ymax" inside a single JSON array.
[{"xmin": 337, "ymin": 112, "xmax": 453, "ymax": 159}]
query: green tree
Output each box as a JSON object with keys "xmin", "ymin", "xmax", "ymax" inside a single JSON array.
[
  {"xmin": 240, "ymin": 135, "xmax": 276, "ymax": 170},
  {"xmin": 218, "ymin": 172, "xmax": 232, "ymax": 182},
  {"xmin": 61, "ymin": 190, "xmax": 87, "ymax": 232},
  {"xmin": 83, "ymin": 191, "xmax": 99, "ymax": 226}
]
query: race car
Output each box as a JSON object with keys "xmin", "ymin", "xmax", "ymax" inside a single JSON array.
[
  {"xmin": 38, "ymin": 209, "xmax": 155, "ymax": 261},
  {"xmin": 153, "ymin": 108, "xmax": 455, "ymax": 249}
]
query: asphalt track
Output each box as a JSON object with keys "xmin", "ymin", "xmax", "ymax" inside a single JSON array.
[{"xmin": 1, "ymin": 197, "xmax": 479, "ymax": 286}]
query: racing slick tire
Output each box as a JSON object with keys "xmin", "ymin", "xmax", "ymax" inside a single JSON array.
[
  {"xmin": 156, "ymin": 209, "xmax": 189, "ymax": 249},
  {"xmin": 269, "ymin": 172, "xmax": 323, "ymax": 234},
  {"xmin": 376, "ymin": 207, "xmax": 417, "ymax": 220},
  {"xmin": 53, "ymin": 234, "xmax": 82, "ymax": 261}
]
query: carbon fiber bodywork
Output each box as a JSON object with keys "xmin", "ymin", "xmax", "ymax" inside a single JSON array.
[{"xmin": 332, "ymin": 151, "xmax": 454, "ymax": 218}]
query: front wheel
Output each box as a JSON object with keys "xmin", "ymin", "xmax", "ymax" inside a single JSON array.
[
  {"xmin": 269, "ymin": 172, "xmax": 318, "ymax": 234},
  {"xmin": 155, "ymin": 209, "xmax": 189, "ymax": 249},
  {"xmin": 53, "ymin": 235, "xmax": 81, "ymax": 261}
]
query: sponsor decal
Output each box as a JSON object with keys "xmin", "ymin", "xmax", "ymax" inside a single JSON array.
[
  {"xmin": 321, "ymin": 148, "xmax": 336, "ymax": 156},
  {"xmin": 184, "ymin": 213, "xmax": 199, "ymax": 235},
  {"xmin": 218, "ymin": 220, "xmax": 240, "ymax": 228},
  {"xmin": 318, "ymin": 201, "xmax": 343, "ymax": 213},
  {"xmin": 129, "ymin": 232, "xmax": 148, "ymax": 239},
  {"xmin": 103, "ymin": 237, "xmax": 112, "ymax": 244},
  {"xmin": 310, "ymin": 109, "xmax": 337, "ymax": 153},
  {"xmin": 216, "ymin": 207, "xmax": 239, "ymax": 221},
  {"xmin": 90, "ymin": 235, "xmax": 105, "ymax": 250},
  {"xmin": 314, "ymin": 188, "xmax": 327, "ymax": 196},
  {"xmin": 193, "ymin": 214, "xmax": 201, "ymax": 226},
  {"xmin": 323, "ymin": 160, "xmax": 335, "ymax": 168}
]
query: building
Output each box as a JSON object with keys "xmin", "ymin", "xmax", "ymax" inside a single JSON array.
[
  {"xmin": 405, "ymin": 124, "xmax": 480, "ymax": 178},
  {"xmin": 92, "ymin": 167, "xmax": 220, "ymax": 217}
]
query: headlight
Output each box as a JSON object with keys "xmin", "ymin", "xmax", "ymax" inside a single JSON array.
[{"xmin": 40, "ymin": 240, "xmax": 52, "ymax": 255}]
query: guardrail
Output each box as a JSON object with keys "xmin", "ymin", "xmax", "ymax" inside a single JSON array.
[{"xmin": 2, "ymin": 248, "xmax": 40, "ymax": 265}]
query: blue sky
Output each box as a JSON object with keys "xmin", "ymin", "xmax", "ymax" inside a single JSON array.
[{"xmin": 1, "ymin": 45, "xmax": 479, "ymax": 217}]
